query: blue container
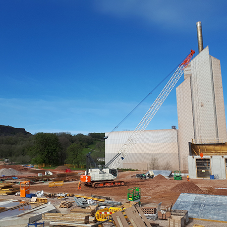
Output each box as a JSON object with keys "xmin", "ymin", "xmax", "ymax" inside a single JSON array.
[
  {"xmin": 210, "ymin": 175, "xmax": 214, "ymax": 179},
  {"xmin": 26, "ymin": 193, "xmax": 36, "ymax": 198}
]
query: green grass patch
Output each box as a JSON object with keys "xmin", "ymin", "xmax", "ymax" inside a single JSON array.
[
  {"xmin": 41, "ymin": 166, "xmax": 58, "ymax": 169},
  {"xmin": 69, "ymin": 167, "xmax": 86, "ymax": 171},
  {"xmin": 41, "ymin": 165, "xmax": 86, "ymax": 171},
  {"xmin": 118, "ymin": 168, "xmax": 139, "ymax": 172}
]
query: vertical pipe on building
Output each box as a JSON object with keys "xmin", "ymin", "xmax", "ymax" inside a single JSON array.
[{"xmin": 196, "ymin": 21, "xmax": 203, "ymax": 53}]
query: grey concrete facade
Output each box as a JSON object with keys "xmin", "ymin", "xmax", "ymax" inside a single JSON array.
[
  {"xmin": 188, "ymin": 155, "xmax": 227, "ymax": 179},
  {"xmin": 105, "ymin": 129, "xmax": 179, "ymax": 171},
  {"xmin": 177, "ymin": 46, "xmax": 227, "ymax": 171}
]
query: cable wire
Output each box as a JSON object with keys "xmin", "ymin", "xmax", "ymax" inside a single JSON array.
[{"xmin": 105, "ymin": 54, "xmax": 191, "ymax": 139}]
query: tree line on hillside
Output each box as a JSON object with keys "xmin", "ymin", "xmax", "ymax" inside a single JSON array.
[{"xmin": 0, "ymin": 130, "xmax": 105, "ymax": 167}]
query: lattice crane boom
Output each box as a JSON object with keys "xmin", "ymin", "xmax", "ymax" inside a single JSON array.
[{"xmin": 105, "ymin": 50, "xmax": 195, "ymax": 169}]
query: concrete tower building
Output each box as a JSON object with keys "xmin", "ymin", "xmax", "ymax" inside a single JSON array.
[{"xmin": 176, "ymin": 45, "xmax": 227, "ymax": 170}]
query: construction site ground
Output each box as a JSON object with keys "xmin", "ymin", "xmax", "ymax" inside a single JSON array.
[
  {"xmin": 29, "ymin": 171, "xmax": 227, "ymax": 205},
  {"xmin": 1, "ymin": 166, "xmax": 227, "ymax": 226}
]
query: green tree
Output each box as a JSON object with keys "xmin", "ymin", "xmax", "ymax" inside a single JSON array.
[
  {"xmin": 30, "ymin": 133, "xmax": 61, "ymax": 165},
  {"xmin": 90, "ymin": 141, "xmax": 105, "ymax": 165},
  {"xmin": 72, "ymin": 133, "xmax": 93, "ymax": 147},
  {"xmin": 57, "ymin": 133, "xmax": 72, "ymax": 165},
  {"xmin": 65, "ymin": 143, "xmax": 84, "ymax": 166},
  {"xmin": 88, "ymin": 133, "xmax": 105, "ymax": 140}
]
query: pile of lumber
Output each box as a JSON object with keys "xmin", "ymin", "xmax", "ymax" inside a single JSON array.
[
  {"xmin": 43, "ymin": 205, "xmax": 98, "ymax": 226},
  {"xmin": 71, "ymin": 205, "xmax": 97, "ymax": 217},
  {"xmin": 111, "ymin": 205, "xmax": 159, "ymax": 227},
  {"xmin": 59, "ymin": 201, "xmax": 74, "ymax": 208},
  {"xmin": 0, "ymin": 183, "xmax": 19, "ymax": 195},
  {"xmin": 43, "ymin": 213, "xmax": 93, "ymax": 225}
]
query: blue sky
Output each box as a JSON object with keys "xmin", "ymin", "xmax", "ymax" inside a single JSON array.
[{"xmin": 1, "ymin": 1, "xmax": 227, "ymax": 135}]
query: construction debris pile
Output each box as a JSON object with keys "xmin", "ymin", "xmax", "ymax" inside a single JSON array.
[
  {"xmin": 0, "ymin": 168, "xmax": 21, "ymax": 176},
  {"xmin": 153, "ymin": 174, "xmax": 168, "ymax": 181},
  {"xmin": 171, "ymin": 182, "xmax": 204, "ymax": 194}
]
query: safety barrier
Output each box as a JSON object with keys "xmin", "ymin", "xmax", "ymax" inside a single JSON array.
[{"xmin": 95, "ymin": 207, "xmax": 123, "ymax": 221}]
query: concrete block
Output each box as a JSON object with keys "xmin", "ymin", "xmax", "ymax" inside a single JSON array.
[{"xmin": 172, "ymin": 193, "xmax": 227, "ymax": 221}]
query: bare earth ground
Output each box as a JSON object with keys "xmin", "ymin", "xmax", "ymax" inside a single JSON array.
[
  {"xmin": 2, "ymin": 167, "xmax": 227, "ymax": 226},
  {"xmin": 29, "ymin": 171, "xmax": 227, "ymax": 206}
]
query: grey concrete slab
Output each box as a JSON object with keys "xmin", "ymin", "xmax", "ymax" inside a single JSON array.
[
  {"xmin": 0, "ymin": 204, "xmax": 57, "ymax": 226},
  {"xmin": 172, "ymin": 193, "xmax": 227, "ymax": 221}
]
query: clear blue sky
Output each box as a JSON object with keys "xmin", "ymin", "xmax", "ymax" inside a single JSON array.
[{"xmin": 1, "ymin": 1, "xmax": 227, "ymax": 135}]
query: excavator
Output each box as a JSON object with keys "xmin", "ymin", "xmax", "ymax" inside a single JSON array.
[{"xmin": 80, "ymin": 50, "xmax": 195, "ymax": 188}]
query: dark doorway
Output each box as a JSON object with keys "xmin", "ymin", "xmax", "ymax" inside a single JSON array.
[{"xmin": 196, "ymin": 158, "xmax": 211, "ymax": 178}]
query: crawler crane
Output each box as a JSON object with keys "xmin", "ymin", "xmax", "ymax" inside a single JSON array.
[{"xmin": 81, "ymin": 50, "xmax": 195, "ymax": 187}]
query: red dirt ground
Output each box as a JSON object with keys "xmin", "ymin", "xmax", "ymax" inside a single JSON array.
[
  {"xmin": 3, "ymin": 166, "xmax": 227, "ymax": 226},
  {"xmin": 0, "ymin": 164, "xmax": 29, "ymax": 171},
  {"xmin": 26, "ymin": 170, "xmax": 227, "ymax": 208},
  {"xmin": 2, "ymin": 165, "xmax": 227, "ymax": 208}
]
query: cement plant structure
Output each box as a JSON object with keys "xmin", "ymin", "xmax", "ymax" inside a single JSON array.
[{"xmin": 105, "ymin": 22, "xmax": 227, "ymax": 178}]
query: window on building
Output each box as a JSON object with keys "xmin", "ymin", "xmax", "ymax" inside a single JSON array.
[{"xmin": 196, "ymin": 158, "xmax": 211, "ymax": 178}]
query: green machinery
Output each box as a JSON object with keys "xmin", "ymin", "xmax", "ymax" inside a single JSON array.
[
  {"xmin": 174, "ymin": 171, "xmax": 182, "ymax": 180},
  {"xmin": 127, "ymin": 187, "xmax": 141, "ymax": 202}
]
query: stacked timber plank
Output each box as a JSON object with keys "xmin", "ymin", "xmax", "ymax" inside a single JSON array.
[
  {"xmin": 43, "ymin": 212, "xmax": 93, "ymax": 225},
  {"xmin": 59, "ymin": 201, "xmax": 74, "ymax": 208},
  {"xmin": 43, "ymin": 204, "xmax": 98, "ymax": 226},
  {"xmin": 111, "ymin": 205, "xmax": 159, "ymax": 227},
  {"xmin": 0, "ymin": 183, "xmax": 19, "ymax": 195},
  {"xmin": 71, "ymin": 205, "xmax": 97, "ymax": 217}
]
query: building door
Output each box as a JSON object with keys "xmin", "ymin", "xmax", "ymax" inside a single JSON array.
[{"xmin": 196, "ymin": 158, "xmax": 211, "ymax": 178}]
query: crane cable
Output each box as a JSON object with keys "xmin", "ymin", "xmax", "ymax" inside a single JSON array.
[{"xmin": 105, "ymin": 53, "xmax": 194, "ymax": 139}]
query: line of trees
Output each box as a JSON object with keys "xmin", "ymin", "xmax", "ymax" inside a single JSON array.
[{"xmin": 0, "ymin": 131, "xmax": 105, "ymax": 167}]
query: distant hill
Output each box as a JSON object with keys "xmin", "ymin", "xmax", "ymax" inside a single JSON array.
[{"xmin": 0, "ymin": 125, "xmax": 31, "ymax": 136}]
